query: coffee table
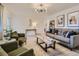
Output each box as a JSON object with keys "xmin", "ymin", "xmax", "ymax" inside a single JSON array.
[{"xmin": 36, "ymin": 35, "xmax": 56, "ymax": 52}]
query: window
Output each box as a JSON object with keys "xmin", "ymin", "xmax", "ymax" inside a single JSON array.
[
  {"xmin": 0, "ymin": 16, "xmax": 2, "ymax": 32},
  {"xmin": 6, "ymin": 16, "xmax": 11, "ymax": 31}
]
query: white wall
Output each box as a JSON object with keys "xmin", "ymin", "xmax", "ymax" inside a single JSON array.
[
  {"xmin": 12, "ymin": 16, "xmax": 29, "ymax": 33},
  {"xmin": 2, "ymin": 7, "xmax": 12, "ymax": 30},
  {"xmin": 47, "ymin": 5, "xmax": 79, "ymax": 29},
  {"xmin": 11, "ymin": 15, "xmax": 46, "ymax": 33},
  {"xmin": 8, "ymin": 4, "xmax": 79, "ymax": 33},
  {"xmin": 12, "ymin": 17, "xmax": 44, "ymax": 33}
]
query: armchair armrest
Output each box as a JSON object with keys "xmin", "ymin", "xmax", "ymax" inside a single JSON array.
[
  {"xmin": 8, "ymin": 47, "xmax": 35, "ymax": 56},
  {"xmin": 70, "ymin": 35, "xmax": 79, "ymax": 48},
  {"xmin": 18, "ymin": 49, "xmax": 35, "ymax": 56}
]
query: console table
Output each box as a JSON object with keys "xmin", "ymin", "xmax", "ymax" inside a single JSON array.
[{"xmin": 26, "ymin": 29, "xmax": 37, "ymax": 36}]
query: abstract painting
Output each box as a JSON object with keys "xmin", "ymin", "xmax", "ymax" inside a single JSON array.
[
  {"xmin": 67, "ymin": 11, "xmax": 79, "ymax": 27},
  {"xmin": 57, "ymin": 15, "xmax": 65, "ymax": 27}
]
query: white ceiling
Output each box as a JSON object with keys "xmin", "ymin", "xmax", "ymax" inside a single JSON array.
[{"xmin": 2, "ymin": 3, "xmax": 79, "ymax": 19}]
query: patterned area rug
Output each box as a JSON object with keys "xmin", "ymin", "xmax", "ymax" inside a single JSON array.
[
  {"xmin": 40, "ymin": 43, "xmax": 79, "ymax": 56},
  {"xmin": 58, "ymin": 43, "xmax": 79, "ymax": 55},
  {"xmin": 47, "ymin": 45, "xmax": 79, "ymax": 56},
  {"xmin": 73, "ymin": 47, "xmax": 79, "ymax": 54},
  {"xmin": 24, "ymin": 36, "xmax": 79, "ymax": 56},
  {"xmin": 40, "ymin": 43, "xmax": 66, "ymax": 56},
  {"xmin": 47, "ymin": 49, "xmax": 65, "ymax": 56}
]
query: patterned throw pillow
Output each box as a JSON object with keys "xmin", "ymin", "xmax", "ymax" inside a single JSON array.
[
  {"xmin": 65, "ymin": 31, "xmax": 69, "ymax": 38},
  {"xmin": 65, "ymin": 31, "xmax": 77, "ymax": 38},
  {"xmin": 63, "ymin": 31, "xmax": 68, "ymax": 37}
]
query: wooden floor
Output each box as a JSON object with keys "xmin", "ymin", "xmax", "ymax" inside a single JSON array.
[{"xmin": 23, "ymin": 36, "xmax": 79, "ymax": 56}]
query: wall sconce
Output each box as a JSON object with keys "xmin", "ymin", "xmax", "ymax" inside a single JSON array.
[{"xmin": 32, "ymin": 22, "xmax": 37, "ymax": 28}]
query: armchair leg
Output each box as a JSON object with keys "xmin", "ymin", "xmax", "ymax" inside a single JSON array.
[{"xmin": 70, "ymin": 48, "xmax": 73, "ymax": 51}]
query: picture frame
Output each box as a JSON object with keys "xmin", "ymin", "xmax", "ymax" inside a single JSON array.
[
  {"xmin": 67, "ymin": 11, "xmax": 79, "ymax": 27},
  {"xmin": 57, "ymin": 15, "xmax": 65, "ymax": 27},
  {"xmin": 49, "ymin": 20, "xmax": 55, "ymax": 29}
]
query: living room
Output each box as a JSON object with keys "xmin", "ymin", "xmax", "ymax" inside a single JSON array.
[{"xmin": 0, "ymin": 2, "xmax": 79, "ymax": 56}]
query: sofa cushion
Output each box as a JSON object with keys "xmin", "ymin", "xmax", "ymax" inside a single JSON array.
[
  {"xmin": 54, "ymin": 35, "xmax": 70, "ymax": 43},
  {"xmin": 18, "ymin": 37, "xmax": 26, "ymax": 44},
  {"xmin": 0, "ymin": 47, "xmax": 8, "ymax": 56},
  {"xmin": 1, "ymin": 41, "xmax": 18, "ymax": 53},
  {"xmin": 47, "ymin": 33, "xmax": 70, "ymax": 43}
]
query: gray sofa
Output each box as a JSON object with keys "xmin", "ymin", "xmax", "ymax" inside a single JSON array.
[
  {"xmin": 46, "ymin": 29, "xmax": 79, "ymax": 49},
  {"xmin": 0, "ymin": 41, "xmax": 35, "ymax": 56}
]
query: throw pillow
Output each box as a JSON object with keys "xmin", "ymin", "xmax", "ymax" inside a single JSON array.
[
  {"xmin": 66, "ymin": 31, "xmax": 77, "ymax": 38},
  {"xmin": 65, "ymin": 31, "xmax": 69, "ymax": 38},
  {"xmin": 49, "ymin": 28, "xmax": 52, "ymax": 33},
  {"xmin": 63, "ymin": 31, "xmax": 68, "ymax": 37}
]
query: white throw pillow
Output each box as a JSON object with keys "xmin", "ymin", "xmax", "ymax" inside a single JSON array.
[{"xmin": 65, "ymin": 31, "xmax": 69, "ymax": 38}]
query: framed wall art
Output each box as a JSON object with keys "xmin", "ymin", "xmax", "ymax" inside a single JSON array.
[
  {"xmin": 49, "ymin": 20, "xmax": 55, "ymax": 29},
  {"xmin": 57, "ymin": 15, "xmax": 65, "ymax": 27},
  {"xmin": 67, "ymin": 11, "xmax": 79, "ymax": 27}
]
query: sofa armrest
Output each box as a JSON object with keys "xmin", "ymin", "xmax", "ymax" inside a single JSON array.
[
  {"xmin": 70, "ymin": 35, "xmax": 79, "ymax": 48},
  {"xmin": 18, "ymin": 49, "xmax": 35, "ymax": 56},
  {"xmin": 1, "ymin": 41, "xmax": 18, "ymax": 53}
]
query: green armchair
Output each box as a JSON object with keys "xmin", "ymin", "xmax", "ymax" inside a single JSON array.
[
  {"xmin": 0, "ymin": 41, "xmax": 35, "ymax": 56},
  {"xmin": 11, "ymin": 31, "xmax": 26, "ymax": 47}
]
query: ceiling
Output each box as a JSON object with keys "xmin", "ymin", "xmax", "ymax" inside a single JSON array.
[{"xmin": 2, "ymin": 3, "xmax": 79, "ymax": 19}]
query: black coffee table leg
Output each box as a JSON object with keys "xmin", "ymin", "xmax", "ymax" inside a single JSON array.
[
  {"xmin": 37, "ymin": 37, "xmax": 38, "ymax": 44},
  {"xmin": 36, "ymin": 37, "xmax": 56, "ymax": 52},
  {"xmin": 45, "ymin": 44, "xmax": 47, "ymax": 52},
  {"xmin": 53, "ymin": 41, "xmax": 56, "ymax": 49}
]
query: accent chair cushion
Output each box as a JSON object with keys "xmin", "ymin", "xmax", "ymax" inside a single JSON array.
[
  {"xmin": 11, "ymin": 31, "xmax": 18, "ymax": 38},
  {"xmin": 8, "ymin": 47, "xmax": 27, "ymax": 56},
  {"xmin": 0, "ymin": 47, "xmax": 8, "ymax": 56}
]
